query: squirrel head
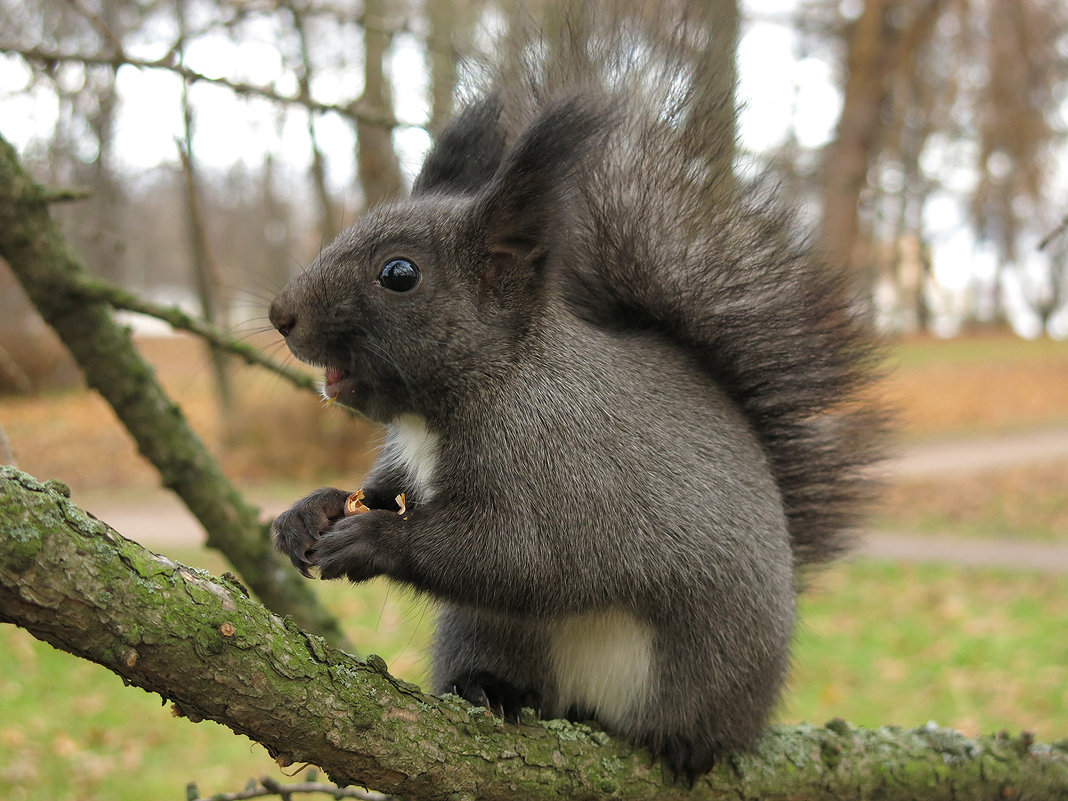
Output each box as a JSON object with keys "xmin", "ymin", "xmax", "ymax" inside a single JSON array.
[{"xmin": 269, "ymin": 96, "xmax": 607, "ymax": 424}]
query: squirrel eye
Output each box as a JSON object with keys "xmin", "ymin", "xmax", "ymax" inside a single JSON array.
[{"xmin": 378, "ymin": 258, "xmax": 420, "ymax": 292}]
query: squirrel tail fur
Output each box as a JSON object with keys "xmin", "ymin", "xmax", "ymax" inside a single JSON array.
[{"xmin": 416, "ymin": 4, "xmax": 887, "ymax": 570}]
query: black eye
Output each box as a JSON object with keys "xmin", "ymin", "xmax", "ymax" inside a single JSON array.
[{"xmin": 378, "ymin": 258, "xmax": 420, "ymax": 292}]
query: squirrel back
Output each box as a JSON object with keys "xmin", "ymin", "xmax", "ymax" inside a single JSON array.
[{"xmin": 414, "ymin": 6, "xmax": 886, "ymax": 569}]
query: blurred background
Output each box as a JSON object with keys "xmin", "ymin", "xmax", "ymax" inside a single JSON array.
[{"xmin": 0, "ymin": 1, "xmax": 1066, "ymax": 799}]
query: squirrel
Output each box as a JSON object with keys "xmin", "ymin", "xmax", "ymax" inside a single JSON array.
[{"xmin": 269, "ymin": 4, "xmax": 884, "ymax": 782}]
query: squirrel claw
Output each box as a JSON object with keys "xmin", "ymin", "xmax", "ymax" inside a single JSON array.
[{"xmin": 449, "ymin": 671, "xmax": 539, "ymax": 724}]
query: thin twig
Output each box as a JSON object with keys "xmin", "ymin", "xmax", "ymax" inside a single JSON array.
[
  {"xmin": 1038, "ymin": 216, "xmax": 1068, "ymax": 251},
  {"xmin": 189, "ymin": 777, "xmax": 397, "ymax": 801},
  {"xmin": 1, "ymin": 44, "xmax": 421, "ymax": 130},
  {"xmin": 64, "ymin": 271, "xmax": 319, "ymax": 396},
  {"xmin": 38, "ymin": 186, "xmax": 93, "ymax": 203},
  {"xmin": 61, "ymin": 0, "xmax": 126, "ymax": 54}
]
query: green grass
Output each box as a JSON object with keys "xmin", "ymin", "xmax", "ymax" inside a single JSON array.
[
  {"xmin": 784, "ymin": 561, "xmax": 1068, "ymax": 737},
  {"xmin": 871, "ymin": 505, "xmax": 1068, "ymax": 544},
  {"xmin": 2, "ymin": 551, "xmax": 1066, "ymax": 801},
  {"xmin": 888, "ymin": 332, "xmax": 1068, "ymax": 368}
]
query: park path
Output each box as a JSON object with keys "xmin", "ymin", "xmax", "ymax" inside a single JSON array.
[
  {"xmin": 852, "ymin": 426, "xmax": 1068, "ymax": 573},
  {"xmin": 887, "ymin": 426, "xmax": 1068, "ymax": 479},
  {"xmin": 76, "ymin": 426, "xmax": 1068, "ymax": 572}
]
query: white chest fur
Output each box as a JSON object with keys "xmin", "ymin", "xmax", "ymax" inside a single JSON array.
[
  {"xmin": 385, "ymin": 414, "xmax": 441, "ymax": 501},
  {"xmin": 549, "ymin": 608, "xmax": 653, "ymax": 729}
]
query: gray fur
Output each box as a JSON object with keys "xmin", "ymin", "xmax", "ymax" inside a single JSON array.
[{"xmin": 269, "ymin": 3, "xmax": 883, "ymax": 781}]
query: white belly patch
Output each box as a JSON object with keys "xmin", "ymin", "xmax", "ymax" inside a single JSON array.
[
  {"xmin": 549, "ymin": 608, "xmax": 653, "ymax": 728},
  {"xmin": 386, "ymin": 414, "xmax": 440, "ymax": 501}
]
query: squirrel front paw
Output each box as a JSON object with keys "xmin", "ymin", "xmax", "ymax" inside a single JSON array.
[
  {"xmin": 271, "ymin": 487, "xmax": 351, "ymax": 577},
  {"xmin": 314, "ymin": 510, "xmax": 402, "ymax": 583}
]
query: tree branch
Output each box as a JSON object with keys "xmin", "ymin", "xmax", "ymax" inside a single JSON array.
[
  {"xmin": 38, "ymin": 185, "xmax": 93, "ymax": 203},
  {"xmin": 2, "ymin": 466, "xmax": 1067, "ymax": 801},
  {"xmin": 0, "ymin": 44, "xmax": 418, "ymax": 130},
  {"xmin": 189, "ymin": 776, "xmax": 393, "ymax": 801},
  {"xmin": 1039, "ymin": 215, "xmax": 1068, "ymax": 251},
  {"xmin": 64, "ymin": 270, "xmax": 319, "ymax": 396},
  {"xmin": 0, "ymin": 131, "xmax": 342, "ymax": 644}
]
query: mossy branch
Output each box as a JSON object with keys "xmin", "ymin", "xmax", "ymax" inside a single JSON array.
[
  {"xmin": 0, "ymin": 131, "xmax": 343, "ymax": 645},
  {"xmin": 2, "ymin": 466, "xmax": 1067, "ymax": 801}
]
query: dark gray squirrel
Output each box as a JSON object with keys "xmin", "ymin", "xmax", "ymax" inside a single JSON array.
[{"xmin": 269, "ymin": 5, "xmax": 884, "ymax": 782}]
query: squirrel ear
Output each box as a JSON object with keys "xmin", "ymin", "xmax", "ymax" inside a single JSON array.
[
  {"xmin": 475, "ymin": 96, "xmax": 607, "ymax": 260},
  {"xmin": 412, "ymin": 94, "xmax": 505, "ymax": 196}
]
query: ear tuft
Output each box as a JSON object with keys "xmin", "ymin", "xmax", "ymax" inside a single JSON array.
[
  {"xmin": 412, "ymin": 94, "xmax": 506, "ymax": 196},
  {"xmin": 476, "ymin": 95, "xmax": 610, "ymax": 259}
]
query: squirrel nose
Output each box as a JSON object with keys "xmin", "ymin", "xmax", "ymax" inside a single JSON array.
[{"xmin": 268, "ymin": 300, "xmax": 296, "ymax": 338}]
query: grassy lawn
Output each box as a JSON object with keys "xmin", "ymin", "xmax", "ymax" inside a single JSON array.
[
  {"xmin": 2, "ymin": 550, "xmax": 1066, "ymax": 801},
  {"xmin": 785, "ymin": 561, "xmax": 1068, "ymax": 737}
]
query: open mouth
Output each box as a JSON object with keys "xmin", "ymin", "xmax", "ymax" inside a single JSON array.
[{"xmin": 323, "ymin": 366, "xmax": 354, "ymax": 401}]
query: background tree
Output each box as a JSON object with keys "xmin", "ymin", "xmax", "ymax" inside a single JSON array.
[{"xmin": 796, "ymin": 0, "xmax": 1068, "ymax": 332}]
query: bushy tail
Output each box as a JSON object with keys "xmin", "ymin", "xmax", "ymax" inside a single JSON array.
[{"xmin": 417, "ymin": 3, "xmax": 888, "ymax": 567}]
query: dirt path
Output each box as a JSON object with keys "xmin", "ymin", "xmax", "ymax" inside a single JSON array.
[
  {"xmin": 74, "ymin": 426, "xmax": 1068, "ymax": 571},
  {"xmin": 853, "ymin": 531, "xmax": 1068, "ymax": 574},
  {"xmin": 888, "ymin": 427, "xmax": 1068, "ymax": 479}
]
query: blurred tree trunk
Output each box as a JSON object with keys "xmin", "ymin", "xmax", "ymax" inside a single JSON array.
[
  {"xmin": 289, "ymin": 4, "xmax": 341, "ymax": 242},
  {"xmin": 426, "ymin": 0, "xmax": 475, "ymax": 130},
  {"xmin": 177, "ymin": 134, "xmax": 235, "ymax": 415},
  {"xmin": 0, "ymin": 422, "xmax": 13, "ymax": 464},
  {"xmin": 969, "ymin": 0, "xmax": 1063, "ymax": 328},
  {"xmin": 261, "ymin": 154, "xmax": 295, "ymax": 291},
  {"xmin": 356, "ymin": 0, "xmax": 403, "ymax": 206},
  {"xmin": 84, "ymin": 69, "xmax": 126, "ymax": 283},
  {"xmin": 176, "ymin": 0, "xmax": 234, "ymax": 416},
  {"xmin": 819, "ymin": 0, "xmax": 945, "ymax": 312},
  {"xmin": 819, "ymin": 0, "xmax": 888, "ymax": 301}
]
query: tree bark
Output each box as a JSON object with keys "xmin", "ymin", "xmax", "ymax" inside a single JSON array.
[
  {"xmin": 2, "ymin": 466, "xmax": 1067, "ymax": 801},
  {"xmin": 288, "ymin": 4, "xmax": 341, "ymax": 243},
  {"xmin": 356, "ymin": 0, "xmax": 404, "ymax": 206},
  {"xmin": 818, "ymin": 0, "xmax": 946, "ymax": 303},
  {"xmin": 0, "ymin": 131, "xmax": 344, "ymax": 646}
]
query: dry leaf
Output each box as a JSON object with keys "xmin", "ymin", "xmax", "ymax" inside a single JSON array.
[{"xmin": 396, "ymin": 492, "xmax": 407, "ymax": 516}]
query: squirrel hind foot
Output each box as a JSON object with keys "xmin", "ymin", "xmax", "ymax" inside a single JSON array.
[
  {"xmin": 648, "ymin": 733, "xmax": 722, "ymax": 787},
  {"xmin": 448, "ymin": 671, "xmax": 540, "ymax": 724}
]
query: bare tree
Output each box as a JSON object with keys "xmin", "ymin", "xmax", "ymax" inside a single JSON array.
[
  {"xmin": 815, "ymin": 0, "xmax": 947, "ymax": 311},
  {"xmin": 175, "ymin": 0, "xmax": 235, "ymax": 414},
  {"xmin": 356, "ymin": 0, "xmax": 404, "ymax": 206},
  {"xmin": 803, "ymin": 0, "xmax": 1068, "ymax": 330}
]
